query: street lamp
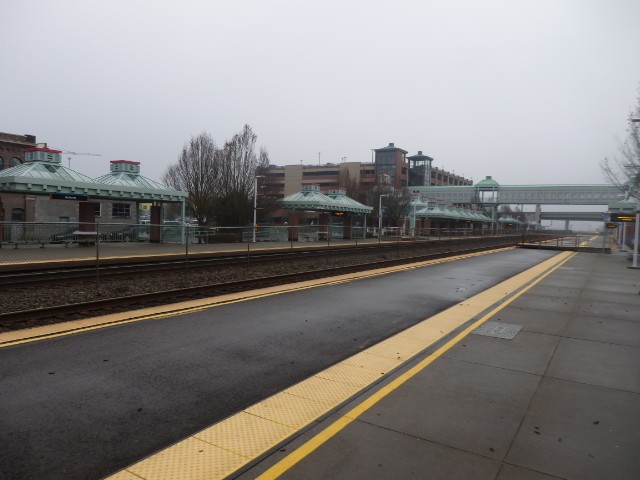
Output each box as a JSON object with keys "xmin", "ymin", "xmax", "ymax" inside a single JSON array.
[
  {"xmin": 378, "ymin": 194, "xmax": 387, "ymax": 241},
  {"xmin": 631, "ymin": 119, "xmax": 639, "ymax": 268},
  {"xmin": 252, "ymin": 175, "xmax": 264, "ymax": 243}
]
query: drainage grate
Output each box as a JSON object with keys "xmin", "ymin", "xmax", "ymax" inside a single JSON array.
[{"xmin": 473, "ymin": 321, "xmax": 523, "ymax": 339}]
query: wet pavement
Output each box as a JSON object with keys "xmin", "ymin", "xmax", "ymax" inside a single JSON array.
[
  {"xmin": 0, "ymin": 248, "xmax": 556, "ymax": 480},
  {"xmin": 239, "ymin": 250, "xmax": 640, "ymax": 480},
  {"xmin": 2, "ymin": 247, "xmax": 639, "ymax": 480}
]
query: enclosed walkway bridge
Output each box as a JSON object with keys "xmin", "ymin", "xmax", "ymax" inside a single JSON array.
[{"xmin": 410, "ymin": 182, "xmax": 624, "ymax": 206}]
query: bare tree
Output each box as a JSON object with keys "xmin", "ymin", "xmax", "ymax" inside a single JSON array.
[
  {"xmin": 385, "ymin": 187, "xmax": 412, "ymax": 227},
  {"xmin": 498, "ymin": 204, "xmax": 515, "ymax": 218},
  {"xmin": 255, "ymin": 149, "xmax": 281, "ymax": 223},
  {"xmin": 162, "ymin": 132, "xmax": 218, "ymax": 226},
  {"xmin": 215, "ymin": 125, "xmax": 270, "ymax": 226},
  {"xmin": 338, "ymin": 169, "xmax": 367, "ymax": 204},
  {"xmin": 368, "ymin": 184, "xmax": 412, "ymax": 228},
  {"xmin": 601, "ymin": 89, "xmax": 640, "ymax": 200}
]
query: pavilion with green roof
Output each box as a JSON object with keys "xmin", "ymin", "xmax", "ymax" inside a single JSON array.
[
  {"xmin": 278, "ymin": 185, "xmax": 372, "ymax": 240},
  {"xmin": 0, "ymin": 147, "xmax": 187, "ymax": 241}
]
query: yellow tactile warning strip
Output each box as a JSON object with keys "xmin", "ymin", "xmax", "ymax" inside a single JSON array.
[
  {"xmin": 0, "ymin": 247, "xmax": 512, "ymax": 349},
  {"xmin": 102, "ymin": 250, "xmax": 575, "ymax": 480},
  {"xmin": 256, "ymin": 250, "xmax": 577, "ymax": 479}
]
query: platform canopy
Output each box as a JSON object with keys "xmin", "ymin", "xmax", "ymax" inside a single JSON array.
[
  {"xmin": 0, "ymin": 149, "xmax": 187, "ymax": 202},
  {"xmin": 498, "ymin": 215, "xmax": 524, "ymax": 225},
  {"xmin": 279, "ymin": 185, "xmax": 373, "ymax": 214},
  {"xmin": 415, "ymin": 203, "xmax": 492, "ymax": 222}
]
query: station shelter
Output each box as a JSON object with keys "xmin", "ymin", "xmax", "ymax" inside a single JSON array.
[
  {"xmin": 411, "ymin": 199, "xmax": 492, "ymax": 231},
  {"xmin": 609, "ymin": 198, "xmax": 638, "ymax": 250},
  {"xmin": 0, "ymin": 147, "xmax": 187, "ymax": 243},
  {"xmin": 277, "ymin": 185, "xmax": 373, "ymax": 241},
  {"xmin": 497, "ymin": 215, "xmax": 525, "ymax": 230}
]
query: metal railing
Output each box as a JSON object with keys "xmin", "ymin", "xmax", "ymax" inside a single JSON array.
[{"xmin": 0, "ymin": 221, "xmax": 556, "ymax": 267}]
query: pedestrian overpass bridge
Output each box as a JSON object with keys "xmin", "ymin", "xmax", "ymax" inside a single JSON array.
[
  {"xmin": 536, "ymin": 211, "xmax": 605, "ymax": 222},
  {"xmin": 410, "ymin": 182, "xmax": 624, "ymax": 206}
]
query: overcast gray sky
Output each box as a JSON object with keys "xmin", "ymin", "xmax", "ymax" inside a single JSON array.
[{"xmin": 3, "ymin": 0, "xmax": 640, "ymax": 188}]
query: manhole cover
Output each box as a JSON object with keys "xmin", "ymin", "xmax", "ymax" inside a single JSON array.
[{"xmin": 473, "ymin": 321, "xmax": 522, "ymax": 339}]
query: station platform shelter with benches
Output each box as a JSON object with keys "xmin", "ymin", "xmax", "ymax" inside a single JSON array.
[
  {"xmin": 0, "ymin": 147, "xmax": 187, "ymax": 244},
  {"xmin": 277, "ymin": 185, "xmax": 373, "ymax": 241}
]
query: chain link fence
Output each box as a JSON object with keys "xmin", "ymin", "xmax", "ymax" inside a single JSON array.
[{"xmin": 0, "ymin": 221, "xmax": 558, "ymax": 267}]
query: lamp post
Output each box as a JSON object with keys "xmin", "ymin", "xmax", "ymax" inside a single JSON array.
[
  {"xmin": 631, "ymin": 119, "xmax": 639, "ymax": 268},
  {"xmin": 632, "ymin": 206, "xmax": 640, "ymax": 268},
  {"xmin": 252, "ymin": 175, "xmax": 264, "ymax": 243},
  {"xmin": 378, "ymin": 194, "xmax": 387, "ymax": 241}
]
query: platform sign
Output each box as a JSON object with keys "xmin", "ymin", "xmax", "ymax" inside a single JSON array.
[
  {"xmin": 51, "ymin": 193, "xmax": 88, "ymax": 201},
  {"xmin": 610, "ymin": 213, "xmax": 636, "ymax": 223},
  {"xmin": 606, "ymin": 222, "xmax": 617, "ymax": 229}
]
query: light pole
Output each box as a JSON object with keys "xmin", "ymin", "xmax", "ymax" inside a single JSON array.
[
  {"xmin": 631, "ymin": 119, "xmax": 639, "ymax": 268},
  {"xmin": 252, "ymin": 175, "xmax": 264, "ymax": 243},
  {"xmin": 632, "ymin": 206, "xmax": 640, "ymax": 268},
  {"xmin": 378, "ymin": 194, "xmax": 387, "ymax": 241}
]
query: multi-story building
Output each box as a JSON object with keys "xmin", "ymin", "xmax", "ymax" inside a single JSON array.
[
  {"xmin": 263, "ymin": 142, "xmax": 472, "ymax": 198},
  {"xmin": 0, "ymin": 132, "xmax": 37, "ymax": 221}
]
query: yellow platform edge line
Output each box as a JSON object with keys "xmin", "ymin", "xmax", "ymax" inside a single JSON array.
[
  {"xmin": 103, "ymin": 250, "xmax": 573, "ymax": 480},
  {"xmin": 0, "ymin": 248, "xmax": 511, "ymax": 348},
  {"xmin": 254, "ymin": 250, "xmax": 575, "ymax": 479}
]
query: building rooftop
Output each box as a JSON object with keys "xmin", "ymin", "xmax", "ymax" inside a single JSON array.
[
  {"xmin": 476, "ymin": 175, "xmax": 500, "ymax": 188},
  {"xmin": 0, "ymin": 151, "xmax": 187, "ymax": 202},
  {"xmin": 95, "ymin": 160, "xmax": 172, "ymax": 190},
  {"xmin": 0, "ymin": 160, "xmax": 96, "ymax": 183},
  {"xmin": 279, "ymin": 185, "xmax": 373, "ymax": 214},
  {"xmin": 374, "ymin": 142, "xmax": 409, "ymax": 154}
]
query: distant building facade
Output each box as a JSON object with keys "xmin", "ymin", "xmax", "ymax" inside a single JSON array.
[
  {"xmin": 0, "ymin": 132, "xmax": 37, "ymax": 221},
  {"xmin": 263, "ymin": 142, "xmax": 471, "ymax": 198}
]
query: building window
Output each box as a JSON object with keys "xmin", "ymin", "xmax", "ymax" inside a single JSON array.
[
  {"xmin": 11, "ymin": 208, "xmax": 25, "ymax": 221},
  {"xmin": 303, "ymin": 171, "xmax": 340, "ymax": 176},
  {"xmin": 112, "ymin": 203, "xmax": 131, "ymax": 218},
  {"xmin": 91, "ymin": 202, "xmax": 102, "ymax": 217},
  {"xmin": 10, "ymin": 157, "xmax": 22, "ymax": 167}
]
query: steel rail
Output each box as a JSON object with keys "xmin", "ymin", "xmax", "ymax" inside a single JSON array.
[
  {"xmin": 0, "ymin": 239, "xmax": 460, "ymax": 286},
  {"xmin": 0, "ymin": 242, "xmax": 512, "ymax": 329}
]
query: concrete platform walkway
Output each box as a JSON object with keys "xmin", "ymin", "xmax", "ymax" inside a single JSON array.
[{"xmin": 242, "ymin": 251, "xmax": 640, "ymax": 479}]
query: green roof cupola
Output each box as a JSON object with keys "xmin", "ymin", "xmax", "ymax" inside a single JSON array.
[
  {"xmin": 110, "ymin": 160, "xmax": 140, "ymax": 174},
  {"xmin": 475, "ymin": 175, "xmax": 499, "ymax": 188},
  {"xmin": 24, "ymin": 147, "xmax": 62, "ymax": 164}
]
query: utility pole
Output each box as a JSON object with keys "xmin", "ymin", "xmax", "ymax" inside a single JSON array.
[{"xmin": 252, "ymin": 175, "xmax": 264, "ymax": 242}]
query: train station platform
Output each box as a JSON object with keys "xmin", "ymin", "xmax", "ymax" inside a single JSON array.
[
  {"xmin": 1, "ymin": 245, "xmax": 638, "ymax": 480},
  {"xmin": 94, "ymin": 248, "xmax": 639, "ymax": 479}
]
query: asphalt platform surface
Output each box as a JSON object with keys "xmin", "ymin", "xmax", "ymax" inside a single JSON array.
[
  {"xmin": 1, "ymin": 247, "xmax": 639, "ymax": 479},
  {"xmin": 240, "ymin": 249, "xmax": 640, "ymax": 480}
]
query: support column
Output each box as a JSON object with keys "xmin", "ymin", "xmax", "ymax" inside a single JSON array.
[
  {"xmin": 78, "ymin": 202, "xmax": 96, "ymax": 232},
  {"xmin": 343, "ymin": 215, "xmax": 352, "ymax": 239},
  {"xmin": 180, "ymin": 200, "xmax": 186, "ymax": 244},
  {"xmin": 319, "ymin": 212, "xmax": 330, "ymax": 240},
  {"xmin": 287, "ymin": 213, "xmax": 300, "ymax": 241},
  {"xmin": 150, "ymin": 205, "xmax": 161, "ymax": 243},
  {"xmin": 0, "ymin": 198, "xmax": 4, "ymax": 247}
]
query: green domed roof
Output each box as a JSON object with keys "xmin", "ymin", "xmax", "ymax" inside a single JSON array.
[{"xmin": 476, "ymin": 176, "xmax": 499, "ymax": 188}]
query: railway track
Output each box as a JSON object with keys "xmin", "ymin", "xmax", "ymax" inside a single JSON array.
[
  {"xmin": 0, "ymin": 241, "xmax": 432, "ymax": 287},
  {"xmin": 0, "ymin": 242, "xmax": 515, "ymax": 330}
]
